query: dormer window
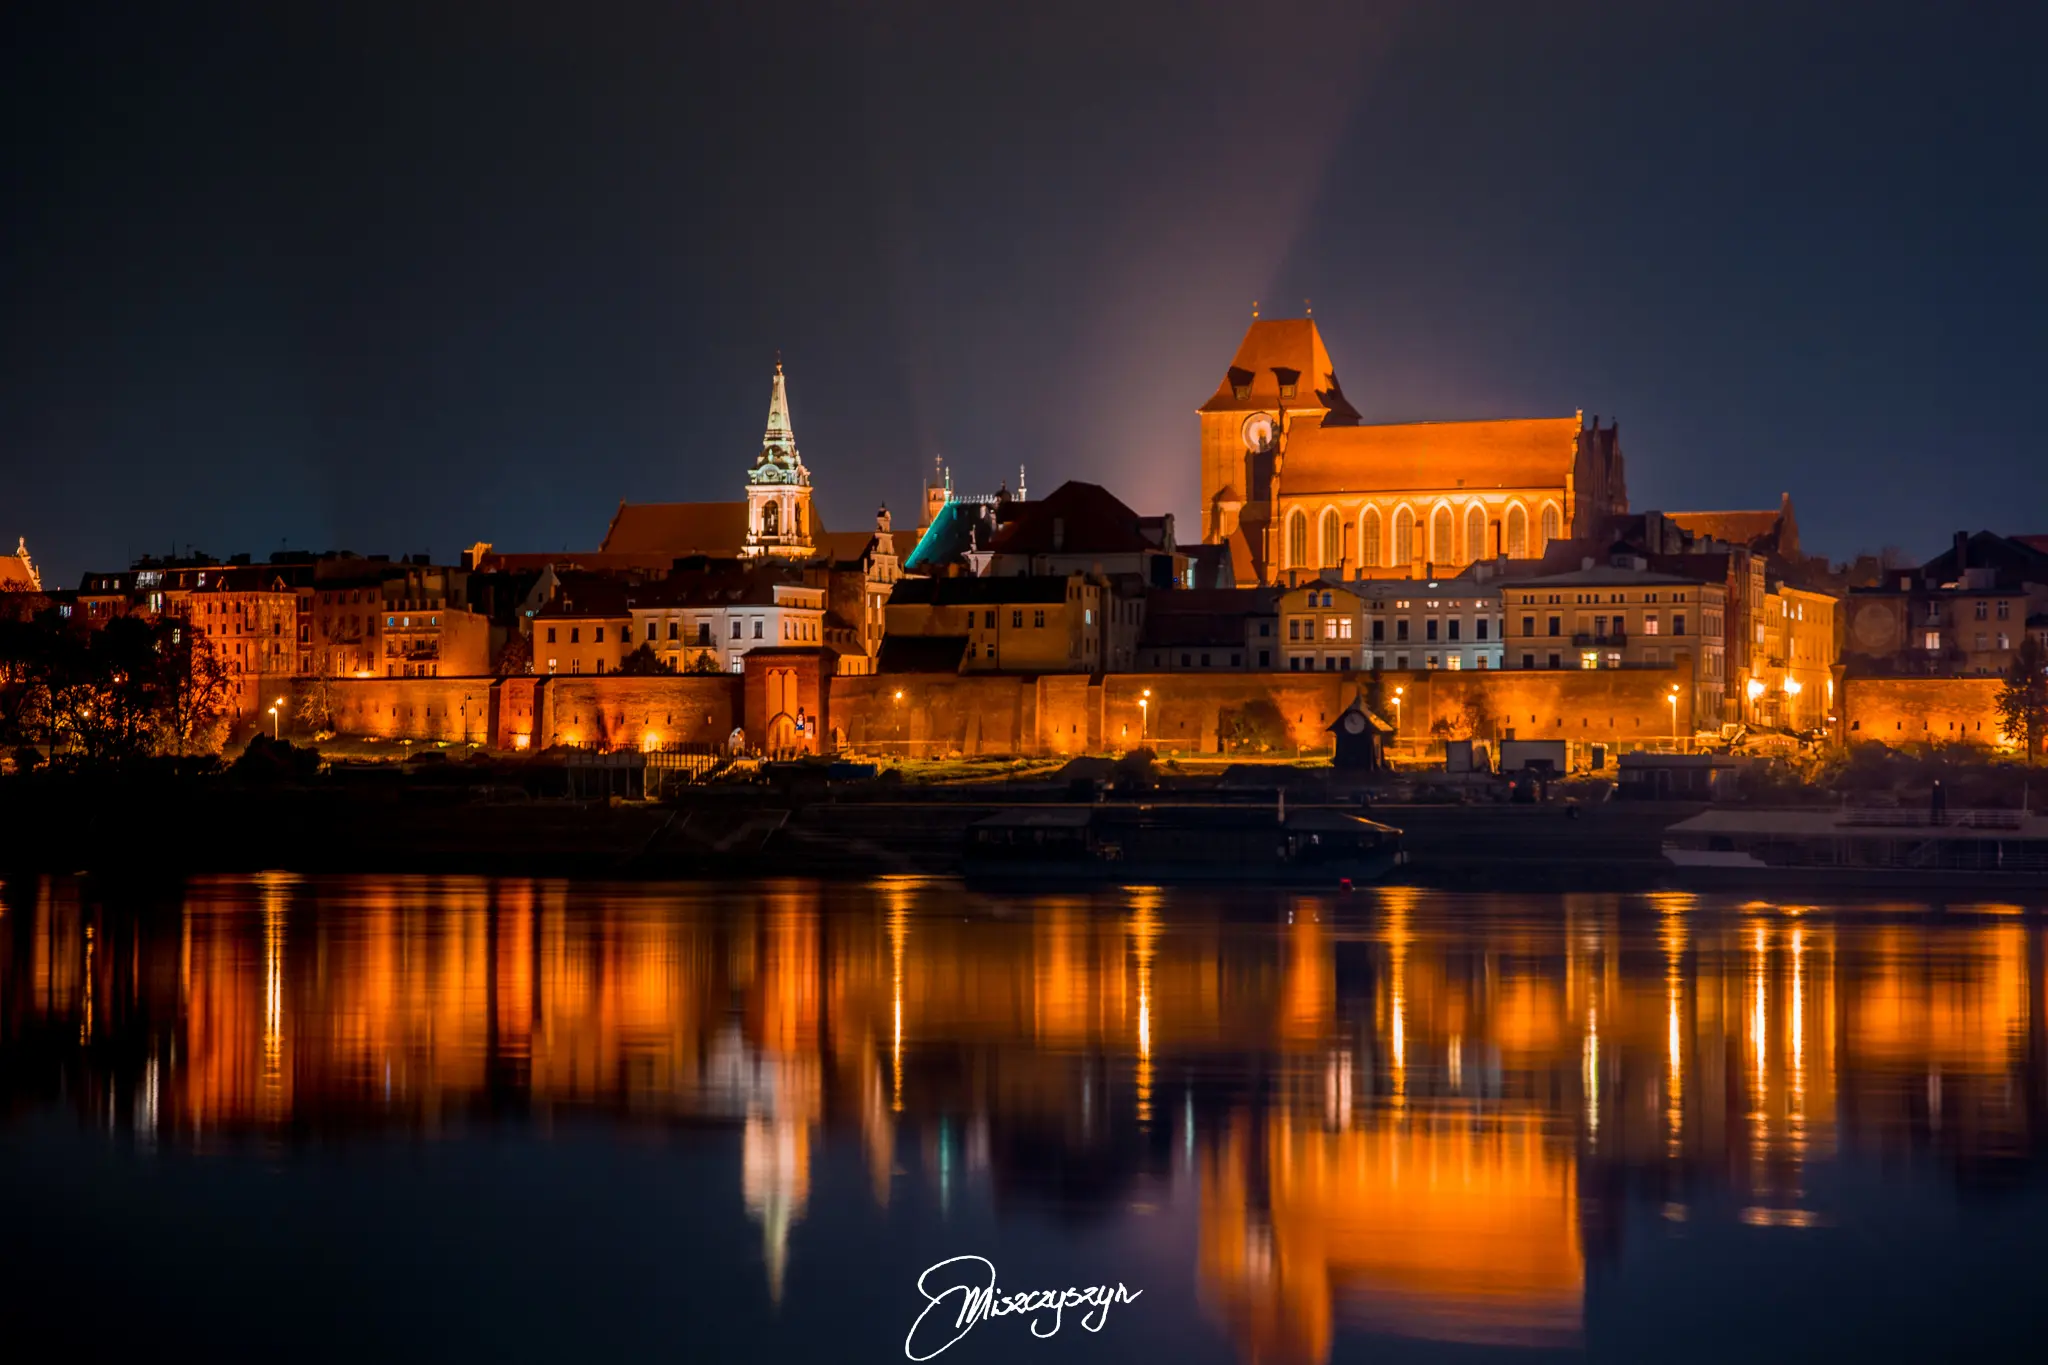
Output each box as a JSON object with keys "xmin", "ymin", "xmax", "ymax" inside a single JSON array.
[
  {"xmin": 1232, "ymin": 384, "xmax": 1251, "ymax": 402},
  {"xmin": 1279, "ymin": 382, "xmax": 1297, "ymax": 400}
]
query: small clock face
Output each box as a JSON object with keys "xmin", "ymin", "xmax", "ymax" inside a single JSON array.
[
  {"xmin": 1242, "ymin": 412, "xmax": 1276, "ymax": 453},
  {"xmin": 1343, "ymin": 711, "xmax": 1367, "ymax": 735}
]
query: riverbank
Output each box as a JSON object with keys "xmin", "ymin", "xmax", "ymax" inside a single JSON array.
[{"xmin": 0, "ymin": 777, "xmax": 1703, "ymax": 887}]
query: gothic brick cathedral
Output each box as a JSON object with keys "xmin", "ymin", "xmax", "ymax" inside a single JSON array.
[{"xmin": 1199, "ymin": 317, "xmax": 1627, "ymax": 585}]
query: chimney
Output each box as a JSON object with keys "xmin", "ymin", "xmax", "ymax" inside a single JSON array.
[{"xmin": 1954, "ymin": 530, "xmax": 1968, "ymax": 572}]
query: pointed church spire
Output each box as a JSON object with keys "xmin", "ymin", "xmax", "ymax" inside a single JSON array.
[{"xmin": 751, "ymin": 355, "xmax": 808, "ymax": 487}]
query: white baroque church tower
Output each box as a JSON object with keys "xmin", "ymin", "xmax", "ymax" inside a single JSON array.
[{"xmin": 741, "ymin": 359, "xmax": 816, "ymax": 559}]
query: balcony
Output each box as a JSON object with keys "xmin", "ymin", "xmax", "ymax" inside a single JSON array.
[{"xmin": 1572, "ymin": 631, "xmax": 1627, "ymax": 646}]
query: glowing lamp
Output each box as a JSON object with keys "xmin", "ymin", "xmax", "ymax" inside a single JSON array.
[
  {"xmin": 1783, "ymin": 677, "xmax": 1802, "ymax": 696},
  {"xmin": 1745, "ymin": 679, "xmax": 1765, "ymax": 701}
]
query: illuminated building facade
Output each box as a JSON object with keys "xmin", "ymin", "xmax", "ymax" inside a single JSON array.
[{"xmin": 1198, "ymin": 316, "xmax": 1627, "ymax": 587}]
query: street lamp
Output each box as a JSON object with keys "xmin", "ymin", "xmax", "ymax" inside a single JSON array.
[
  {"xmin": 268, "ymin": 705, "xmax": 280, "ymax": 741},
  {"xmin": 1667, "ymin": 684, "xmax": 1680, "ymax": 745},
  {"xmin": 1392, "ymin": 685, "xmax": 1404, "ymax": 736},
  {"xmin": 1139, "ymin": 688, "xmax": 1151, "ymax": 742}
]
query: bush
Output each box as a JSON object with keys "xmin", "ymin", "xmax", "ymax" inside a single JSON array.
[{"xmin": 229, "ymin": 735, "xmax": 323, "ymax": 786}]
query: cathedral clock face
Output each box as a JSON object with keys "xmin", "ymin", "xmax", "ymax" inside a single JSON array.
[
  {"xmin": 1241, "ymin": 412, "xmax": 1276, "ymax": 453},
  {"xmin": 1342, "ymin": 710, "xmax": 1367, "ymax": 735}
]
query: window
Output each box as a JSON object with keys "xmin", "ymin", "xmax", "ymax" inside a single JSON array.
[
  {"xmin": 1371, "ymin": 620, "xmax": 1385, "ymax": 641},
  {"xmin": 1324, "ymin": 618, "xmax": 1339, "ymax": 640},
  {"xmin": 986, "ymin": 643, "xmax": 996, "ymax": 658},
  {"xmin": 1395, "ymin": 654, "xmax": 1408, "ymax": 670},
  {"xmin": 1232, "ymin": 383, "xmax": 1250, "ymax": 401},
  {"xmin": 1325, "ymin": 656, "xmax": 1339, "ymax": 671},
  {"xmin": 1338, "ymin": 619, "xmax": 1353, "ymax": 640},
  {"xmin": 570, "ymin": 659, "xmax": 581, "ymax": 674},
  {"xmin": 570, "ymin": 627, "xmax": 581, "ymax": 643},
  {"xmin": 1320, "ymin": 508, "xmax": 1341, "ymax": 568},
  {"xmin": 1448, "ymin": 619, "xmax": 1461, "ymax": 641},
  {"xmin": 1425, "ymin": 619, "xmax": 1439, "ymax": 642},
  {"xmin": 595, "ymin": 626, "xmax": 606, "ymax": 643},
  {"xmin": 1976, "ymin": 632, "xmax": 1988, "ymax": 650},
  {"xmin": 1396, "ymin": 620, "xmax": 1409, "ymax": 642},
  {"xmin": 1425, "ymin": 654, "xmax": 1439, "ymax": 670},
  {"xmin": 1477, "ymin": 619, "xmax": 1488, "ymax": 641},
  {"xmin": 1522, "ymin": 653, "xmax": 1536, "ymax": 669},
  {"xmin": 1258, "ymin": 649, "xmax": 1270, "ymax": 667},
  {"xmin": 1643, "ymin": 614, "xmax": 1659, "ymax": 635},
  {"xmin": 1279, "ymin": 381, "xmax": 1297, "ymax": 399},
  {"xmin": 731, "ymin": 620, "xmax": 742, "ymax": 640},
  {"xmin": 1361, "ymin": 507, "xmax": 1382, "ymax": 567},
  {"xmin": 1258, "ymin": 622, "xmax": 1271, "ymax": 637},
  {"xmin": 669, "ymin": 621, "xmax": 679, "ymax": 640},
  {"xmin": 1998, "ymin": 600, "xmax": 2011, "ymax": 620},
  {"xmin": 1466, "ymin": 504, "xmax": 1487, "ymax": 563},
  {"xmin": 595, "ymin": 659, "xmax": 605, "ymax": 675},
  {"xmin": 1522, "ymin": 615, "xmax": 1534, "ymax": 637},
  {"xmin": 1084, "ymin": 609, "xmax": 1094, "ymax": 625},
  {"xmin": 1594, "ymin": 615, "xmax": 1608, "ymax": 638},
  {"xmin": 1548, "ymin": 653, "xmax": 1562, "ymax": 669},
  {"xmin": 1505, "ymin": 505, "xmax": 1528, "ymax": 558},
  {"xmin": 1289, "ymin": 657, "xmax": 1301, "ymax": 672},
  {"xmin": 1540, "ymin": 503, "xmax": 1561, "ymax": 547},
  {"xmin": 1975, "ymin": 601, "xmax": 1988, "ymax": 620},
  {"xmin": 754, "ymin": 620, "xmax": 764, "ymax": 639},
  {"xmin": 1674, "ymin": 614, "xmax": 1687, "ymax": 636},
  {"xmin": 1181, "ymin": 653, "xmax": 1192, "ymax": 667},
  {"xmin": 546, "ymin": 627, "xmax": 557, "ymax": 644},
  {"xmin": 1289, "ymin": 619, "xmax": 1301, "ymax": 641},
  {"xmin": 2000, "ymin": 633, "xmax": 2013, "ymax": 650},
  {"xmin": 1033, "ymin": 610, "xmax": 1045, "ymax": 628},
  {"xmin": 1393, "ymin": 506, "xmax": 1415, "ymax": 566},
  {"xmin": 547, "ymin": 658, "xmax": 557, "ymax": 674},
  {"xmin": 1287, "ymin": 510, "xmax": 1308, "ymax": 568},
  {"xmin": 1547, "ymin": 616, "xmax": 1561, "ymax": 637}
]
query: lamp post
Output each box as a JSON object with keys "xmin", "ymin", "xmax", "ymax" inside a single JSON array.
[
  {"xmin": 1139, "ymin": 688, "xmax": 1151, "ymax": 743},
  {"xmin": 268, "ymin": 705, "xmax": 280, "ymax": 741},
  {"xmin": 1667, "ymin": 685, "xmax": 1680, "ymax": 747},
  {"xmin": 1392, "ymin": 686, "xmax": 1404, "ymax": 737}
]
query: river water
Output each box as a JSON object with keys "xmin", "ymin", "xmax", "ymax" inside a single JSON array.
[{"xmin": 2, "ymin": 875, "xmax": 2045, "ymax": 1363}]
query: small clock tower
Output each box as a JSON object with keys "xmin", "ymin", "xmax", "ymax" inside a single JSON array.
[{"xmin": 743, "ymin": 358, "xmax": 815, "ymax": 559}]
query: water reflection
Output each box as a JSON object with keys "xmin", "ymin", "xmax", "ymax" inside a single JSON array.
[{"xmin": 3, "ymin": 876, "xmax": 2045, "ymax": 1363}]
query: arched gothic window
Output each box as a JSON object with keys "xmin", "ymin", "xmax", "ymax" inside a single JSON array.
[
  {"xmin": 1361, "ymin": 507, "xmax": 1382, "ymax": 568},
  {"xmin": 1506, "ymin": 505, "xmax": 1528, "ymax": 559},
  {"xmin": 762, "ymin": 501, "xmax": 780, "ymax": 537},
  {"xmin": 1541, "ymin": 503, "xmax": 1562, "ymax": 549},
  {"xmin": 1431, "ymin": 506, "xmax": 1455, "ymax": 569},
  {"xmin": 794, "ymin": 503, "xmax": 804, "ymax": 536},
  {"xmin": 1287, "ymin": 509, "xmax": 1308, "ymax": 569},
  {"xmin": 1319, "ymin": 508, "xmax": 1341, "ymax": 568},
  {"xmin": 1467, "ymin": 504, "xmax": 1488, "ymax": 563},
  {"xmin": 1392, "ymin": 506, "xmax": 1415, "ymax": 568}
]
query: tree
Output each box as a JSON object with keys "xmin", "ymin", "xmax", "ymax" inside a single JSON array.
[
  {"xmin": 618, "ymin": 642, "xmax": 665, "ymax": 676},
  {"xmin": 686, "ymin": 650, "xmax": 727, "ymax": 675},
  {"xmin": 496, "ymin": 631, "xmax": 533, "ymax": 677},
  {"xmin": 1362, "ymin": 665, "xmax": 1389, "ymax": 723},
  {"xmin": 1459, "ymin": 689, "xmax": 1498, "ymax": 743},
  {"xmin": 156, "ymin": 625, "xmax": 235, "ymax": 755},
  {"xmin": 1996, "ymin": 635, "xmax": 2048, "ymax": 764},
  {"xmin": 1222, "ymin": 697, "xmax": 1288, "ymax": 753}
]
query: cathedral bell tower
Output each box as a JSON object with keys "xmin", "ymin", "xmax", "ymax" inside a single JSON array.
[{"xmin": 742, "ymin": 358, "xmax": 815, "ymax": 559}]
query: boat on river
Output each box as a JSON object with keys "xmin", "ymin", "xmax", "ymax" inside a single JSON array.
[
  {"xmin": 1661, "ymin": 806, "xmax": 2048, "ymax": 890},
  {"xmin": 963, "ymin": 803, "xmax": 1405, "ymax": 888}
]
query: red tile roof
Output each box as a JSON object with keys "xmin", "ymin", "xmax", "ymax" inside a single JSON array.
[
  {"xmin": 1664, "ymin": 510, "xmax": 1782, "ymax": 548},
  {"xmin": 987, "ymin": 481, "xmax": 1153, "ymax": 556},
  {"xmin": 1279, "ymin": 416, "xmax": 1584, "ymax": 496},
  {"xmin": 599, "ymin": 501, "xmax": 751, "ymax": 556}
]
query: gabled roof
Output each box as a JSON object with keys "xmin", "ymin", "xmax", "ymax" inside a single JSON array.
[
  {"xmin": 987, "ymin": 481, "xmax": 1155, "ymax": 556},
  {"xmin": 904, "ymin": 499, "xmax": 1000, "ymax": 573},
  {"xmin": 814, "ymin": 529, "xmax": 880, "ymax": 566},
  {"xmin": 1185, "ymin": 543, "xmax": 1239, "ymax": 589},
  {"xmin": 1664, "ymin": 510, "xmax": 1782, "ymax": 547},
  {"xmin": 533, "ymin": 572, "xmax": 633, "ymax": 619},
  {"xmin": 599, "ymin": 501, "xmax": 751, "ymax": 556},
  {"xmin": 1199, "ymin": 317, "xmax": 1361, "ymax": 421},
  {"xmin": 1279, "ymin": 416, "xmax": 1584, "ymax": 496}
]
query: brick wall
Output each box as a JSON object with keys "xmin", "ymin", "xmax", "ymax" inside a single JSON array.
[
  {"xmin": 1842, "ymin": 676, "xmax": 2008, "ymax": 748},
  {"xmin": 538, "ymin": 675, "xmax": 743, "ymax": 751}
]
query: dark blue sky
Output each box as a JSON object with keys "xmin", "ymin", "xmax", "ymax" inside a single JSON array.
[{"xmin": 5, "ymin": 1, "xmax": 2043, "ymax": 582}]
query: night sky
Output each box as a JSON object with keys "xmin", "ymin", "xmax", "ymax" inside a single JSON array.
[{"xmin": 5, "ymin": 1, "xmax": 2044, "ymax": 583}]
